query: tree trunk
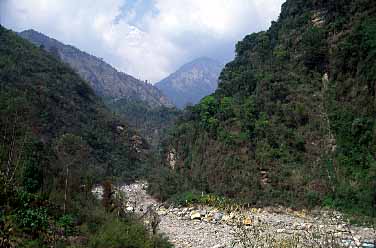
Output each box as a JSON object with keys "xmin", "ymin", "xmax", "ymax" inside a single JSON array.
[{"xmin": 64, "ymin": 164, "xmax": 69, "ymax": 214}]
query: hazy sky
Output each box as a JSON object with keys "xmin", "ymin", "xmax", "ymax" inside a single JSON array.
[{"xmin": 0, "ymin": 0, "xmax": 284, "ymax": 83}]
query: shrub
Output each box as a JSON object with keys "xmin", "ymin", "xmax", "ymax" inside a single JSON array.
[
  {"xmin": 57, "ymin": 214, "xmax": 76, "ymax": 236},
  {"xmin": 16, "ymin": 207, "xmax": 49, "ymax": 232},
  {"xmin": 88, "ymin": 218, "xmax": 172, "ymax": 248}
]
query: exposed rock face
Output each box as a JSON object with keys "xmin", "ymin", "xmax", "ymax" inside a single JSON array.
[
  {"xmin": 156, "ymin": 57, "xmax": 223, "ymax": 109},
  {"xmin": 19, "ymin": 29, "xmax": 173, "ymax": 108},
  {"xmin": 167, "ymin": 148, "xmax": 177, "ymax": 169}
]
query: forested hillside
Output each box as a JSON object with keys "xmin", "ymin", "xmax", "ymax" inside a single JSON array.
[
  {"xmin": 0, "ymin": 26, "xmax": 170, "ymax": 247},
  {"xmin": 19, "ymin": 29, "xmax": 172, "ymax": 108},
  {"xmin": 149, "ymin": 0, "xmax": 376, "ymax": 217},
  {"xmin": 19, "ymin": 30, "xmax": 179, "ymax": 147}
]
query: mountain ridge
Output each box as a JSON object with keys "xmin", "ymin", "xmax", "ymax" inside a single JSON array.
[
  {"xmin": 156, "ymin": 57, "xmax": 223, "ymax": 109},
  {"xmin": 19, "ymin": 29, "xmax": 173, "ymax": 108}
]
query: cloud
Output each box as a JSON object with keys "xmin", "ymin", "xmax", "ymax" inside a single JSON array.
[{"xmin": 0, "ymin": 0, "xmax": 284, "ymax": 82}]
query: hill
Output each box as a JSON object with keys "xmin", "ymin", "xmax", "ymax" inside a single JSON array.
[
  {"xmin": 0, "ymin": 26, "xmax": 171, "ymax": 247},
  {"xmin": 156, "ymin": 57, "xmax": 223, "ymax": 109},
  {"xmin": 149, "ymin": 0, "xmax": 376, "ymax": 217}
]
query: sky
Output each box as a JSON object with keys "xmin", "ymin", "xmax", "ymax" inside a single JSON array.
[{"xmin": 0, "ymin": 0, "xmax": 285, "ymax": 83}]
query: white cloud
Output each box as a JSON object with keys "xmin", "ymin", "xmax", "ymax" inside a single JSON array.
[{"xmin": 0, "ymin": 0, "xmax": 284, "ymax": 82}]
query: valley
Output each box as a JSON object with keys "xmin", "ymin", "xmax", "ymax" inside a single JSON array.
[{"xmin": 1, "ymin": 0, "xmax": 376, "ymax": 247}]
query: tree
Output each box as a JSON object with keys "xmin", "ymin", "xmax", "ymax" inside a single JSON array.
[{"xmin": 54, "ymin": 134, "xmax": 89, "ymax": 213}]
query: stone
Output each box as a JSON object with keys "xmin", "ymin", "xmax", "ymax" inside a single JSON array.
[
  {"xmin": 158, "ymin": 210, "xmax": 167, "ymax": 216},
  {"xmin": 229, "ymin": 212, "xmax": 236, "ymax": 219},
  {"xmin": 221, "ymin": 215, "xmax": 230, "ymax": 222},
  {"xmin": 243, "ymin": 217, "xmax": 252, "ymax": 226},
  {"xmin": 126, "ymin": 206, "xmax": 134, "ymax": 212},
  {"xmin": 214, "ymin": 212, "xmax": 224, "ymax": 221},
  {"xmin": 190, "ymin": 211, "xmax": 201, "ymax": 220},
  {"xmin": 276, "ymin": 229, "xmax": 285, "ymax": 233},
  {"xmin": 204, "ymin": 216, "xmax": 213, "ymax": 222}
]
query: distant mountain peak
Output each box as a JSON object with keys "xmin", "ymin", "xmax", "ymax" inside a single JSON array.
[
  {"xmin": 19, "ymin": 29, "xmax": 173, "ymax": 109},
  {"xmin": 156, "ymin": 57, "xmax": 223, "ymax": 109}
]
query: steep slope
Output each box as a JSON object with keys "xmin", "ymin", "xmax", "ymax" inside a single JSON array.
[
  {"xmin": 149, "ymin": 0, "xmax": 376, "ymax": 216},
  {"xmin": 108, "ymin": 98, "xmax": 181, "ymax": 148},
  {"xmin": 0, "ymin": 26, "xmax": 146, "ymax": 185},
  {"xmin": 155, "ymin": 57, "xmax": 223, "ymax": 109},
  {"xmin": 19, "ymin": 29, "xmax": 172, "ymax": 108},
  {"xmin": 0, "ymin": 26, "xmax": 172, "ymax": 248}
]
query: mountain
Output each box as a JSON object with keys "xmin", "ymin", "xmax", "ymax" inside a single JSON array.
[
  {"xmin": 149, "ymin": 0, "xmax": 376, "ymax": 217},
  {"xmin": 155, "ymin": 57, "xmax": 223, "ymax": 109},
  {"xmin": 0, "ymin": 26, "xmax": 173, "ymax": 247},
  {"xmin": 19, "ymin": 29, "xmax": 172, "ymax": 108},
  {"xmin": 1, "ymin": 26, "xmax": 146, "ymax": 184},
  {"xmin": 19, "ymin": 29, "xmax": 178, "ymax": 147}
]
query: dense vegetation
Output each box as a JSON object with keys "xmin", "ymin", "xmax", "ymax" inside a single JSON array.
[
  {"xmin": 109, "ymin": 98, "xmax": 181, "ymax": 149},
  {"xmin": 149, "ymin": 0, "xmax": 376, "ymax": 218},
  {"xmin": 0, "ymin": 26, "xmax": 170, "ymax": 247},
  {"xmin": 19, "ymin": 29, "xmax": 178, "ymax": 148}
]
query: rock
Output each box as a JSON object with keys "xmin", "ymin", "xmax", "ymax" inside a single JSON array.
[
  {"xmin": 190, "ymin": 211, "xmax": 201, "ymax": 220},
  {"xmin": 243, "ymin": 217, "xmax": 252, "ymax": 226},
  {"xmin": 277, "ymin": 228, "xmax": 285, "ymax": 233},
  {"xmin": 204, "ymin": 216, "xmax": 213, "ymax": 222},
  {"xmin": 158, "ymin": 210, "xmax": 168, "ymax": 216},
  {"xmin": 214, "ymin": 212, "xmax": 224, "ymax": 221},
  {"xmin": 211, "ymin": 245, "xmax": 225, "ymax": 248},
  {"xmin": 229, "ymin": 212, "xmax": 236, "ymax": 219},
  {"xmin": 221, "ymin": 215, "xmax": 230, "ymax": 222},
  {"xmin": 302, "ymin": 223, "xmax": 313, "ymax": 230},
  {"xmin": 126, "ymin": 206, "xmax": 134, "ymax": 212}
]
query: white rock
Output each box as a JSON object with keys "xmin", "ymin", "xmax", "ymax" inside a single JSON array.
[{"xmin": 190, "ymin": 211, "xmax": 201, "ymax": 220}]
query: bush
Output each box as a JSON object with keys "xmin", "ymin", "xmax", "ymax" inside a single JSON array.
[
  {"xmin": 88, "ymin": 218, "xmax": 172, "ymax": 248},
  {"xmin": 16, "ymin": 207, "xmax": 49, "ymax": 232},
  {"xmin": 57, "ymin": 214, "xmax": 76, "ymax": 236}
]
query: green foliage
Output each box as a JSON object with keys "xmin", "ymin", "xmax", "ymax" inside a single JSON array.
[
  {"xmin": 88, "ymin": 218, "xmax": 172, "ymax": 248},
  {"xmin": 148, "ymin": 0, "xmax": 376, "ymax": 219},
  {"xmin": 16, "ymin": 207, "xmax": 49, "ymax": 232},
  {"xmin": 57, "ymin": 214, "xmax": 76, "ymax": 236},
  {"xmin": 301, "ymin": 26, "xmax": 328, "ymax": 70},
  {"xmin": 0, "ymin": 25, "xmax": 172, "ymax": 247},
  {"xmin": 22, "ymin": 139, "xmax": 44, "ymax": 193},
  {"xmin": 170, "ymin": 191, "xmax": 236, "ymax": 209},
  {"xmin": 108, "ymin": 98, "xmax": 181, "ymax": 149}
]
